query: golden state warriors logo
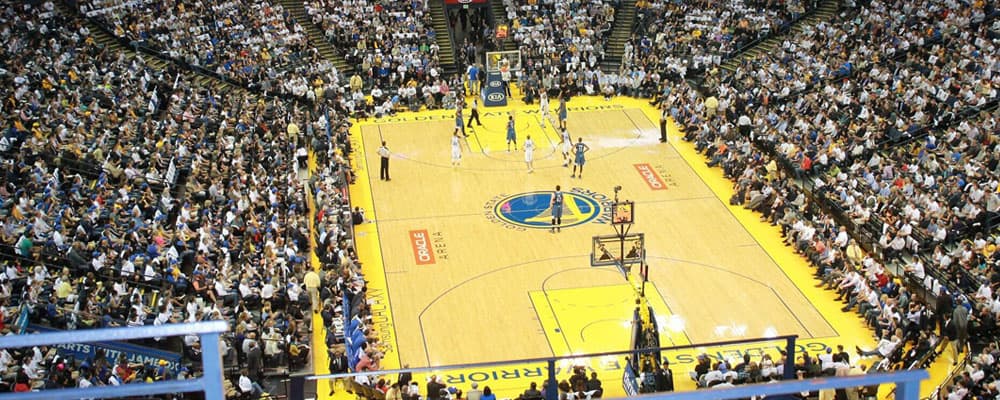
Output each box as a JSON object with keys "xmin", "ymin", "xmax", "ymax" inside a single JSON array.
[{"xmin": 484, "ymin": 188, "xmax": 613, "ymax": 230}]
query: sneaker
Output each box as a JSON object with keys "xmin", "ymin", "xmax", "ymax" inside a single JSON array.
[{"xmin": 571, "ymin": 174, "xmax": 576, "ymax": 178}]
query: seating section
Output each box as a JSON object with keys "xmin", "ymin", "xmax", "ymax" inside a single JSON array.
[
  {"xmin": 78, "ymin": 0, "xmax": 316, "ymax": 89},
  {"xmin": 304, "ymin": 0, "xmax": 447, "ymax": 100},
  {"xmin": 628, "ymin": 0, "xmax": 805, "ymax": 78},
  {"xmin": 0, "ymin": 0, "xmax": 998, "ymax": 396},
  {"xmin": 0, "ymin": 1, "xmax": 365, "ymax": 395},
  {"xmin": 659, "ymin": 0, "xmax": 998, "ymax": 391}
]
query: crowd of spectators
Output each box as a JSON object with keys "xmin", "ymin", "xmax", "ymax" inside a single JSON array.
[
  {"xmin": 305, "ymin": 0, "xmax": 459, "ymax": 111},
  {"xmin": 691, "ymin": 0, "xmax": 999, "ymax": 296},
  {"xmin": 0, "ymin": 1, "xmax": 370, "ymax": 397},
  {"xmin": 1, "ymin": 0, "xmax": 998, "ymax": 396},
  {"xmin": 78, "ymin": 0, "xmax": 317, "ymax": 89},
  {"xmin": 500, "ymin": 0, "xmax": 621, "ymax": 102},
  {"xmin": 628, "ymin": 0, "xmax": 807, "ymax": 82},
  {"xmin": 651, "ymin": 0, "xmax": 999, "ymax": 393}
]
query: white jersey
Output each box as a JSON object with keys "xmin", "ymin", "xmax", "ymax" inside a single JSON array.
[
  {"xmin": 540, "ymin": 95, "xmax": 550, "ymax": 117},
  {"xmin": 524, "ymin": 138, "xmax": 535, "ymax": 162},
  {"xmin": 561, "ymin": 130, "xmax": 572, "ymax": 154},
  {"xmin": 451, "ymin": 136, "xmax": 461, "ymax": 161}
]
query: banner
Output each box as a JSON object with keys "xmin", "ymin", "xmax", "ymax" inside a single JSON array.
[
  {"xmin": 622, "ymin": 361, "xmax": 639, "ymax": 397},
  {"xmin": 28, "ymin": 325, "xmax": 183, "ymax": 373},
  {"xmin": 482, "ymin": 72, "xmax": 507, "ymax": 107}
]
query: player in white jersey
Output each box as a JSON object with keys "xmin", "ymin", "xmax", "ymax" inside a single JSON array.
[
  {"xmin": 559, "ymin": 128, "xmax": 571, "ymax": 167},
  {"xmin": 524, "ymin": 135, "xmax": 535, "ymax": 173},
  {"xmin": 451, "ymin": 132, "xmax": 462, "ymax": 167},
  {"xmin": 539, "ymin": 91, "xmax": 550, "ymax": 127}
]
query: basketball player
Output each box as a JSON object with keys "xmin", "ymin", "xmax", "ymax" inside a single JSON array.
[
  {"xmin": 539, "ymin": 91, "xmax": 550, "ymax": 128},
  {"xmin": 559, "ymin": 128, "xmax": 571, "ymax": 167},
  {"xmin": 571, "ymin": 137, "xmax": 590, "ymax": 178},
  {"xmin": 454, "ymin": 106, "xmax": 466, "ymax": 137},
  {"xmin": 557, "ymin": 96, "xmax": 568, "ymax": 130},
  {"xmin": 500, "ymin": 58, "xmax": 512, "ymax": 96},
  {"xmin": 550, "ymin": 185, "xmax": 564, "ymax": 233},
  {"xmin": 506, "ymin": 115, "xmax": 517, "ymax": 152},
  {"xmin": 451, "ymin": 132, "xmax": 462, "ymax": 167},
  {"xmin": 524, "ymin": 135, "xmax": 535, "ymax": 173},
  {"xmin": 466, "ymin": 98, "xmax": 482, "ymax": 128}
]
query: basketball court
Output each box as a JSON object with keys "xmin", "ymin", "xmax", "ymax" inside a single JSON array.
[{"xmin": 310, "ymin": 90, "xmax": 949, "ymax": 398}]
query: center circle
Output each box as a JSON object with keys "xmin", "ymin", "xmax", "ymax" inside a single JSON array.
[{"xmin": 493, "ymin": 191, "xmax": 603, "ymax": 229}]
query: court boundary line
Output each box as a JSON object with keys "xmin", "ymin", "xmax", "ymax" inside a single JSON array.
[
  {"xmin": 357, "ymin": 124, "xmax": 405, "ymax": 369},
  {"xmin": 631, "ymin": 110, "xmax": 840, "ymax": 338},
  {"xmin": 646, "ymin": 255, "xmax": 816, "ymax": 339},
  {"xmin": 416, "ymin": 254, "xmax": 588, "ymax": 365},
  {"xmin": 356, "ymin": 108, "xmax": 650, "ymax": 171},
  {"xmin": 647, "ymin": 281, "xmax": 695, "ymax": 346},
  {"xmin": 527, "ymin": 292, "xmax": 557, "ymax": 357}
]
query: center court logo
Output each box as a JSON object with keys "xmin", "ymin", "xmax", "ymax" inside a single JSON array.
[{"xmin": 485, "ymin": 188, "xmax": 613, "ymax": 230}]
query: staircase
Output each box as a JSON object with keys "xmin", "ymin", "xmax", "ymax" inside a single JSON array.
[
  {"xmin": 57, "ymin": 0, "xmax": 249, "ymax": 96},
  {"xmin": 428, "ymin": 0, "xmax": 459, "ymax": 75},
  {"xmin": 602, "ymin": 0, "xmax": 637, "ymax": 73},
  {"xmin": 277, "ymin": 0, "xmax": 350, "ymax": 74},
  {"xmin": 718, "ymin": 0, "xmax": 840, "ymax": 74},
  {"xmin": 489, "ymin": 0, "xmax": 516, "ymax": 51},
  {"xmin": 54, "ymin": 1, "xmax": 170, "ymax": 72}
]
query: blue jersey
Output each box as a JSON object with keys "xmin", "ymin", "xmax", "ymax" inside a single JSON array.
[
  {"xmin": 551, "ymin": 191, "xmax": 564, "ymax": 218},
  {"xmin": 507, "ymin": 121, "xmax": 516, "ymax": 141},
  {"xmin": 574, "ymin": 142, "xmax": 587, "ymax": 164}
]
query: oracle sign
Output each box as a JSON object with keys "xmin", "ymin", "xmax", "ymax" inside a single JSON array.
[
  {"xmin": 633, "ymin": 163, "xmax": 667, "ymax": 190},
  {"xmin": 409, "ymin": 229, "xmax": 436, "ymax": 265}
]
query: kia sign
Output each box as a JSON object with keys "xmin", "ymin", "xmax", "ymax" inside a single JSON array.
[
  {"xmin": 409, "ymin": 230, "xmax": 436, "ymax": 265},
  {"xmin": 482, "ymin": 72, "xmax": 507, "ymax": 107}
]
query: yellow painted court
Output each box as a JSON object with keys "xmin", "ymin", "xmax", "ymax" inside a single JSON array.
[{"xmin": 308, "ymin": 95, "xmax": 953, "ymax": 399}]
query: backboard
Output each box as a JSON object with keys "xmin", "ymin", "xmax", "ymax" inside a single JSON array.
[
  {"xmin": 486, "ymin": 50, "xmax": 522, "ymax": 73},
  {"xmin": 591, "ymin": 233, "xmax": 645, "ymax": 267}
]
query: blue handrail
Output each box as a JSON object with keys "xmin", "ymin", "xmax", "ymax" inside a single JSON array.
[
  {"xmin": 616, "ymin": 369, "xmax": 928, "ymax": 400},
  {"xmin": 0, "ymin": 321, "xmax": 229, "ymax": 400},
  {"xmin": 307, "ymin": 335, "xmax": 799, "ymax": 381}
]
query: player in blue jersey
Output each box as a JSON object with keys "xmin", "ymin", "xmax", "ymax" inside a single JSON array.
[
  {"xmin": 454, "ymin": 106, "xmax": 466, "ymax": 137},
  {"xmin": 557, "ymin": 96, "xmax": 568, "ymax": 130},
  {"xmin": 551, "ymin": 185, "xmax": 564, "ymax": 233},
  {"xmin": 506, "ymin": 115, "xmax": 517, "ymax": 152},
  {"xmin": 571, "ymin": 137, "xmax": 590, "ymax": 178}
]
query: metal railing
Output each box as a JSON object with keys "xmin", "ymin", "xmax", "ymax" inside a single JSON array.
[
  {"xmin": 302, "ymin": 336, "xmax": 800, "ymax": 400},
  {"xmin": 0, "ymin": 321, "xmax": 229, "ymax": 400},
  {"xmin": 626, "ymin": 369, "xmax": 927, "ymax": 400}
]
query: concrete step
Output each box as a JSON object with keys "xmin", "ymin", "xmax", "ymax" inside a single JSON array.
[
  {"xmin": 428, "ymin": 0, "xmax": 458, "ymax": 72},
  {"xmin": 277, "ymin": 0, "xmax": 350, "ymax": 73}
]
